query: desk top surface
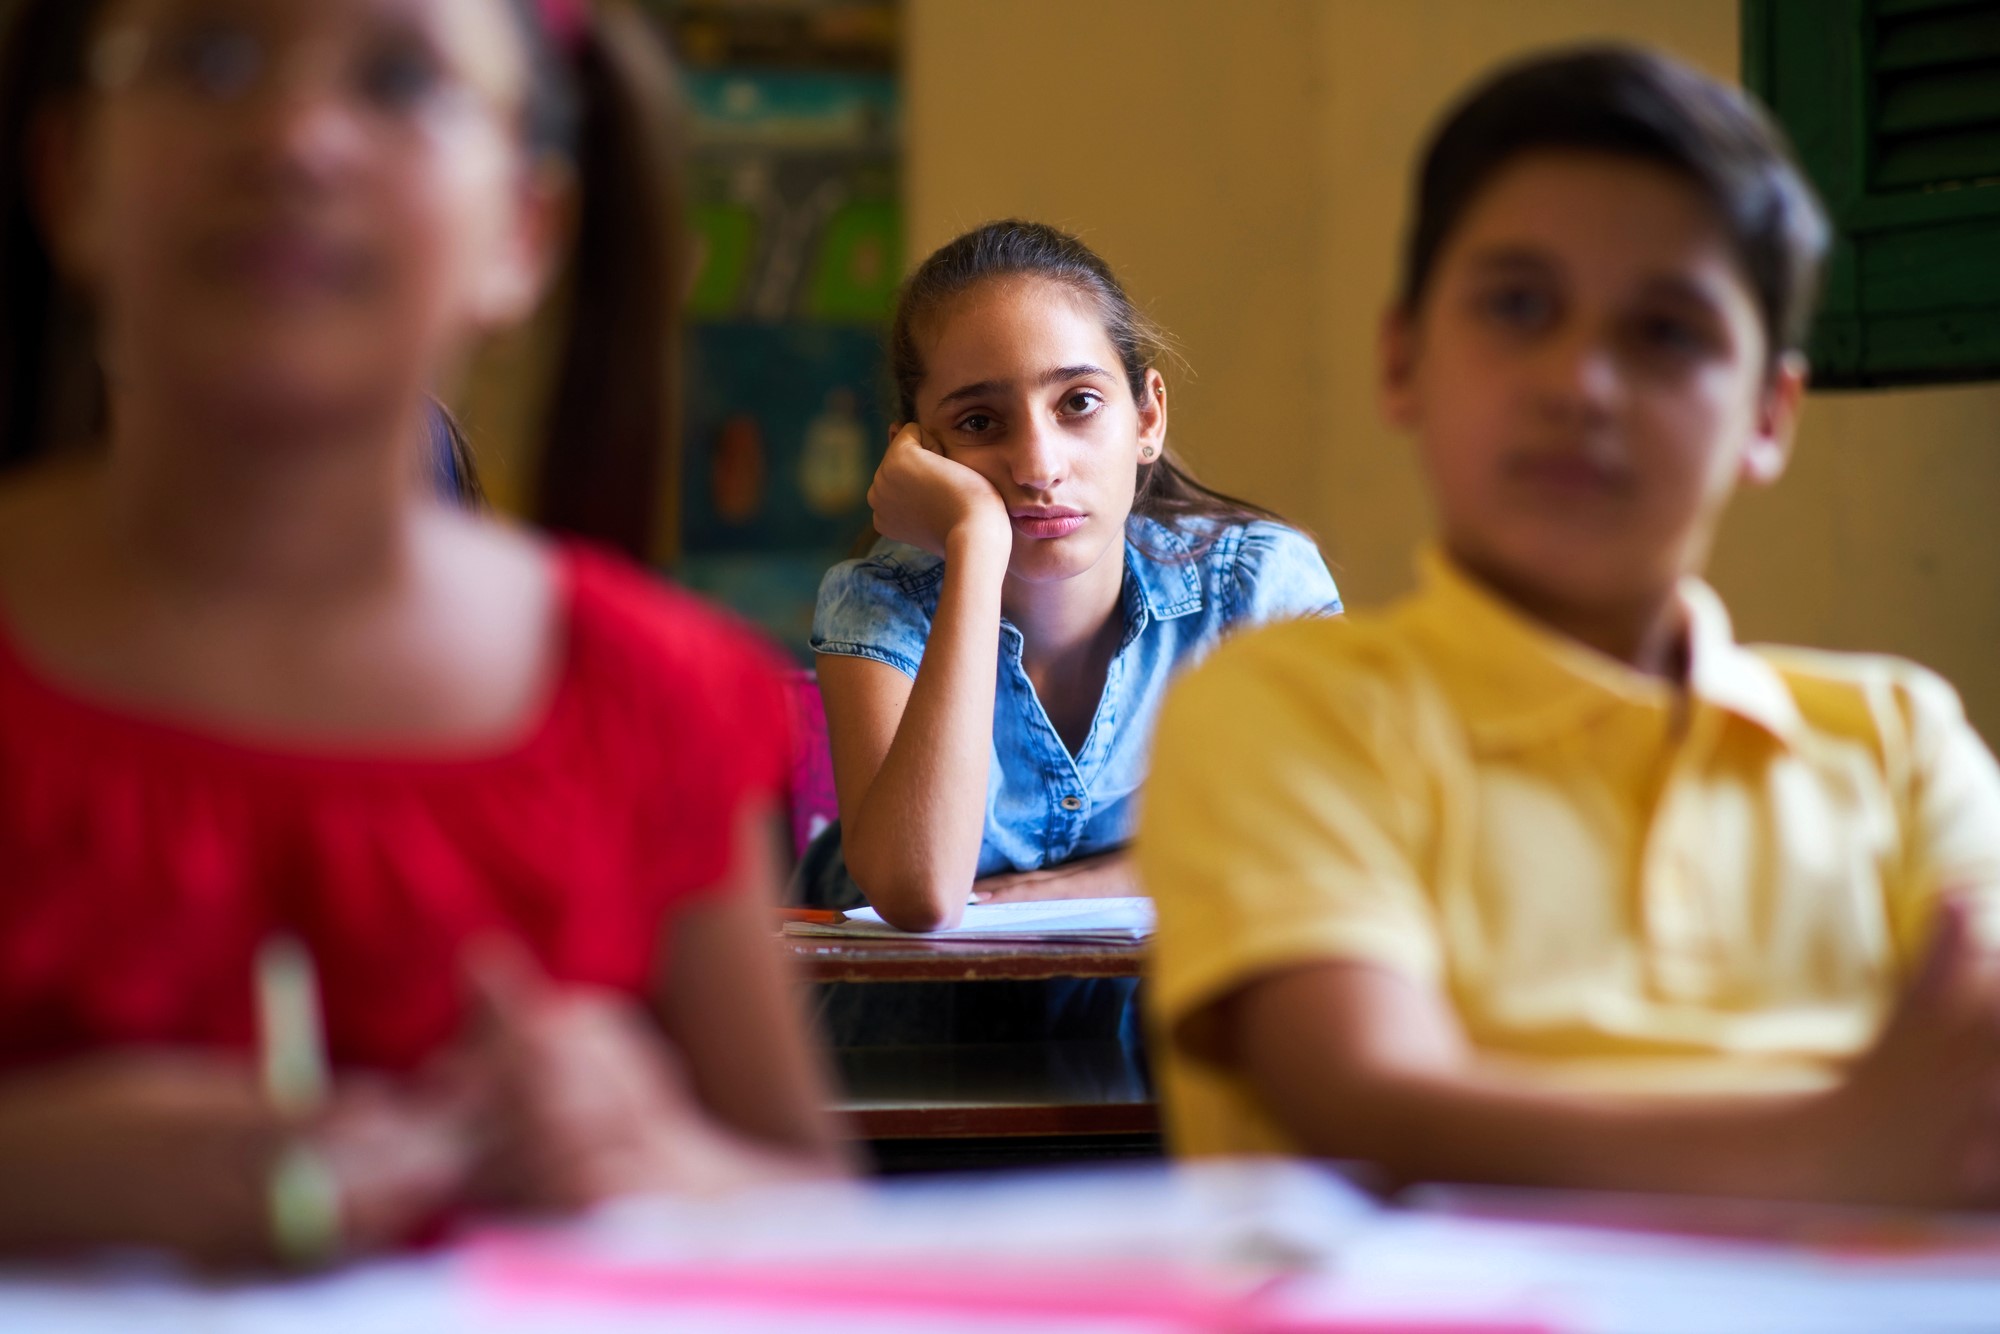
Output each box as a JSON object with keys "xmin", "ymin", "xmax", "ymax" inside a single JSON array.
[
  {"xmin": 781, "ymin": 933, "xmax": 1147, "ymax": 983},
  {"xmin": 13, "ymin": 1159, "xmax": 2000, "ymax": 1332}
]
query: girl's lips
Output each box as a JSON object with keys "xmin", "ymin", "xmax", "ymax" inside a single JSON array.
[
  {"xmin": 197, "ymin": 228, "xmax": 367, "ymax": 301},
  {"xmin": 1010, "ymin": 511, "xmax": 1088, "ymax": 540}
]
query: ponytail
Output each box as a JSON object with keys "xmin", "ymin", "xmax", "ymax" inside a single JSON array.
[
  {"xmin": 528, "ymin": 1, "xmax": 685, "ymax": 560},
  {"xmin": 0, "ymin": 0, "xmax": 102, "ymax": 470}
]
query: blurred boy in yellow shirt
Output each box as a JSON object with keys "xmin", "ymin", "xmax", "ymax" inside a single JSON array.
[{"xmin": 1140, "ymin": 46, "xmax": 2000, "ymax": 1207}]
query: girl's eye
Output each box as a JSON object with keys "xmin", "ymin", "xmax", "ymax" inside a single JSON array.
[
  {"xmin": 955, "ymin": 413, "xmax": 996, "ymax": 436},
  {"xmin": 358, "ymin": 41, "xmax": 447, "ymax": 112},
  {"xmin": 1059, "ymin": 390, "xmax": 1104, "ymax": 416},
  {"xmin": 159, "ymin": 22, "xmax": 264, "ymax": 100}
]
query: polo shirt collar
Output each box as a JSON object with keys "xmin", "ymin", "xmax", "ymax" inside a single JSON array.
[{"xmin": 1399, "ymin": 548, "xmax": 1802, "ymax": 751}]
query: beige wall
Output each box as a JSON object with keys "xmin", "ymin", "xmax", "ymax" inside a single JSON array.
[
  {"xmin": 906, "ymin": 0, "xmax": 2000, "ymax": 737},
  {"xmin": 905, "ymin": 0, "xmax": 1326, "ymax": 523}
]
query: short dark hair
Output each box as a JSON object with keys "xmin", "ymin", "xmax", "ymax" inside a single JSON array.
[{"xmin": 1397, "ymin": 45, "xmax": 1830, "ymax": 362}]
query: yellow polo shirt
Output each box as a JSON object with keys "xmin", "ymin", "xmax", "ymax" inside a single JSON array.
[{"xmin": 1138, "ymin": 551, "xmax": 2000, "ymax": 1158}]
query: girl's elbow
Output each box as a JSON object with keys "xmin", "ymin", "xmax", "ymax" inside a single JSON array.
[
  {"xmin": 870, "ymin": 887, "xmax": 962, "ymax": 933},
  {"xmin": 846, "ymin": 858, "xmax": 961, "ymax": 932}
]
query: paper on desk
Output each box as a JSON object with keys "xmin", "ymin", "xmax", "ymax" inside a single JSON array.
[{"xmin": 783, "ymin": 896, "xmax": 1155, "ymax": 943}]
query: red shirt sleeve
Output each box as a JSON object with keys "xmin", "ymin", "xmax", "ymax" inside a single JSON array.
[{"xmin": 562, "ymin": 545, "xmax": 797, "ymax": 909}]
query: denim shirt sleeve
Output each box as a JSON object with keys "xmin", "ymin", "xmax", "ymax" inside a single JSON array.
[
  {"xmin": 810, "ymin": 553, "xmax": 931, "ymax": 678},
  {"xmin": 1218, "ymin": 521, "xmax": 1343, "ymax": 627}
]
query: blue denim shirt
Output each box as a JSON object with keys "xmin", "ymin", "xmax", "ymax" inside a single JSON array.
[{"xmin": 811, "ymin": 515, "xmax": 1341, "ymax": 878}]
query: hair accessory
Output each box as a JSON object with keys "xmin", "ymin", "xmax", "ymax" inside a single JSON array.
[{"xmin": 536, "ymin": 0, "xmax": 591, "ymax": 53}]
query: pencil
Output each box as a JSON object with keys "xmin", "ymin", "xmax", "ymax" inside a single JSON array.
[
  {"xmin": 256, "ymin": 934, "xmax": 329, "ymax": 1118},
  {"xmin": 778, "ymin": 906, "xmax": 848, "ymax": 926}
]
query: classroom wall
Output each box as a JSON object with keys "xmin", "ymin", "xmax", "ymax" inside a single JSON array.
[
  {"xmin": 904, "ymin": 0, "xmax": 1326, "ymax": 527},
  {"xmin": 904, "ymin": 0, "xmax": 2000, "ymax": 738}
]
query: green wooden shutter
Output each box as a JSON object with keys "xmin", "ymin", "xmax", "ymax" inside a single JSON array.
[{"xmin": 1745, "ymin": 0, "xmax": 2000, "ymax": 386}]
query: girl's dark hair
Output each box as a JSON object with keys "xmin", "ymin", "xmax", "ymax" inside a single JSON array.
[
  {"xmin": 0, "ymin": 0, "xmax": 682, "ymax": 555},
  {"xmin": 889, "ymin": 219, "xmax": 1287, "ymax": 548},
  {"xmin": 1399, "ymin": 44, "xmax": 1830, "ymax": 363}
]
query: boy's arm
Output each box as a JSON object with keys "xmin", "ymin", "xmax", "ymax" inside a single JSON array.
[
  {"xmin": 1216, "ymin": 902, "xmax": 2000, "ymax": 1209},
  {"xmin": 1889, "ymin": 665, "xmax": 2000, "ymax": 952},
  {"xmin": 1145, "ymin": 632, "xmax": 2000, "ymax": 1211}
]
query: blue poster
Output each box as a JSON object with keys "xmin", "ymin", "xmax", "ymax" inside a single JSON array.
[{"xmin": 681, "ymin": 323, "xmax": 888, "ymax": 555}]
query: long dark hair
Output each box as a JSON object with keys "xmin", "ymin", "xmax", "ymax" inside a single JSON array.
[
  {"xmin": 0, "ymin": 0, "xmax": 683, "ymax": 556},
  {"xmin": 889, "ymin": 220, "xmax": 1289, "ymax": 552}
]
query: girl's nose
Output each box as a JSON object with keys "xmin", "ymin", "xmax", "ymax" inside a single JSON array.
[
  {"xmin": 1008, "ymin": 421, "xmax": 1064, "ymax": 492},
  {"xmin": 241, "ymin": 82, "xmax": 367, "ymax": 183},
  {"xmin": 202, "ymin": 43, "xmax": 368, "ymax": 186}
]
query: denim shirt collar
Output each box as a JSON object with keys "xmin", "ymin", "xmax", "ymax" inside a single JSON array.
[
  {"xmin": 998, "ymin": 516, "xmax": 1206, "ymax": 657},
  {"xmin": 1123, "ymin": 515, "xmax": 1205, "ymax": 629}
]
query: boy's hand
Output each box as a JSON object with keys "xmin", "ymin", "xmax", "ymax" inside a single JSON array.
[
  {"xmin": 866, "ymin": 424, "xmax": 1011, "ymax": 560},
  {"xmin": 1816, "ymin": 897, "xmax": 2000, "ymax": 1207}
]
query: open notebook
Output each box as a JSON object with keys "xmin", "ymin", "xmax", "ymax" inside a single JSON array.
[{"xmin": 785, "ymin": 896, "xmax": 1155, "ymax": 943}]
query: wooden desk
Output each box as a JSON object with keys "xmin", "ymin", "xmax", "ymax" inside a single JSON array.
[
  {"xmin": 783, "ymin": 933, "xmax": 1160, "ymax": 1167},
  {"xmin": 782, "ymin": 932, "xmax": 1147, "ymax": 984},
  {"xmin": 835, "ymin": 1041, "xmax": 1156, "ymax": 1141}
]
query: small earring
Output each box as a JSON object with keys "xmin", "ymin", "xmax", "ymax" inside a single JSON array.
[{"xmin": 1139, "ymin": 446, "xmax": 1158, "ymax": 461}]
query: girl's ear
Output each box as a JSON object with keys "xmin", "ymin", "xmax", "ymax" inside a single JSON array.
[
  {"xmin": 470, "ymin": 156, "xmax": 573, "ymax": 330},
  {"xmin": 1379, "ymin": 305, "xmax": 1421, "ymax": 430},
  {"xmin": 1741, "ymin": 350, "xmax": 1806, "ymax": 489},
  {"xmin": 1136, "ymin": 368, "xmax": 1167, "ymax": 460}
]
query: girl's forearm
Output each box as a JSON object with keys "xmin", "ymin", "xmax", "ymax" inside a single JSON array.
[
  {"xmin": 0, "ymin": 1058, "xmax": 273, "ymax": 1263},
  {"xmin": 973, "ymin": 850, "xmax": 1136, "ymax": 902},
  {"xmin": 843, "ymin": 530, "xmax": 1011, "ymax": 930}
]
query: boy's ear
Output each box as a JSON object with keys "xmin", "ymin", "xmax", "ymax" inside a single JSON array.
[
  {"xmin": 1740, "ymin": 351, "xmax": 1808, "ymax": 489},
  {"xmin": 1379, "ymin": 306, "xmax": 1421, "ymax": 430},
  {"xmin": 1136, "ymin": 368, "xmax": 1168, "ymax": 457}
]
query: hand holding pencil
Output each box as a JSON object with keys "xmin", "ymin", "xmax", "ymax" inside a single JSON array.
[{"xmin": 255, "ymin": 934, "xmax": 481, "ymax": 1266}]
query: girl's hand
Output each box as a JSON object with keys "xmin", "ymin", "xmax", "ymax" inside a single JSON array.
[
  {"xmin": 866, "ymin": 423, "xmax": 1011, "ymax": 560},
  {"xmin": 971, "ymin": 851, "xmax": 1137, "ymax": 904},
  {"xmin": 463, "ymin": 946, "xmax": 793, "ymax": 1211},
  {"xmin": 1811, "ymin": 897, "xmax": 2000, "ymax": 1207},
  {"xmin": 0, "ymin": 1052, "xmax": 472, "ymax": 1268},
  {"xmin": 315, "ymin": 1069, "xmax": 484, "ymax": 1257}
]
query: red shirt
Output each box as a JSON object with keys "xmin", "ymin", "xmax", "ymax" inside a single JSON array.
[{"xmin": 0, "ymin": 545, "xmax": 792, "ymax": 1072}]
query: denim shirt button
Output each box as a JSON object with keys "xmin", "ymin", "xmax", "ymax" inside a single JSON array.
[{"xmin": 1059, "ymin": 795, "xmax": 1083, "ymax": 812}]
